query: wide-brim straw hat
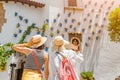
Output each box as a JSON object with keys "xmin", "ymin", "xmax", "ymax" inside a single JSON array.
[
  {"xmin": 53, "ymin": 36, "xmax": 64, "ymax": 46},
  {"xmin": 50, "ymin": 36, "xmax": 71, "ymax": 51},
  {"xmin": 29, "ymin": 35, "xmax": 47, "ymax": 48},
  {"xmin": 53, "ymin": 36, "xmax": 70, "ymax": 47}
]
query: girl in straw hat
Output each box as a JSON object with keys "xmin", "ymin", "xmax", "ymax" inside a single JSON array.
[
  {"xmin": 13, "ymin": 35, "xmax": 49, "ymax": 80},
  {"xmin": 48, "ymin": 36, "xmax": 83, "ymax": 80}
]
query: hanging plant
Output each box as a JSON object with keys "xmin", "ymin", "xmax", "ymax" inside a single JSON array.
[
  {"xmin": 92, "ymin": 31, "xmax": 95, "ymax": 35},
  {"xmin": 61, "ymin": 33, "xmax": 64, "ymax": 38},
  {"xmin": 88, "ymin": 25, "xmax": 91, "ymax": 29},
  {"xmin": 69, "ymin": 24, "xmax": 73, "ymax": 28},
  {"xmin": 41, "ymin": 23, "xmax": 48, "ymax": 36},
  {"xmin": 88, "ymin": 1, "xmax": 91, "ymax": 5},
  {"xmin": 99, "ymin": 9, "xmax": 101, "ymax": 13},
  {"xmin": 94, "ymin": 2, "xmax": 97, "ymax": 6},
  {"xmin": 57, "ymin": 13, "xmax": 60, "ymax": 17},
  {"xmin": 72, "ymin": 19, "xmax": 76, "ymax": 23},
  {"xmin": 101, "ymin": 25, "xmax": 104, "ymax": 28},
  {"xmin": 64, "ymin": 28, "xmax": 68, "ymax": 32},
  {"xmin": 57, "ymin": 29, "xmax": 60, "ymax": 34},
  {"xmin": 100, "ymin": 4, "xmax": 103, "ymax": 8},
  {"xmin": 59, "ymin": 23, "xmax": 62, "ymax": 27},
  {"xmin": 89, "ymin": 19, "xmax": 92, "ymax": 23},
  {"xmin": 45, "ymin": 19, "xmax": 49, "ymax": 23},
  {"xmin": 0, "ymin": 43, "xmax": 15, "ymax": 71},
  {"xmin": 16, "ymin": 23, "xmax": 20, "ymax": 28},
  {"xmin": 13, "ymin": 33, "xmax": 18, "ymax": 38},
  {"xmin": 96, "ymin": 14, "xmax": 99, "ymax": 18},
  {"xmin": 84, "ymin": 18, "xmax": 87, "ymax": 21},
  {"xmin": 82, "ymin": 28, "xmax": 85, "ymax": 33},
  {"xmin": 18, "ymin": 25, "xmax": 39, "ymax": 43},
  {"xmin": 88, "ymin": 36, "xmax": 91, "ymax": 40},
  {"xmin": 91, "ymin": 9, "xmax": 94, "ymax": 13},
  {"xmin": 50, "ymin": 27, "xmax": 53, "ymax": 31},
  {"xmin": 98, "ymin": 29, "xmax": 101, "ymax": 34},
  {"xmin": 85, "ymin": 42, "xmax": 88, "ymax": 47},
  {"xmin": 95, "ymin": 23, "xmax": 98, "ymax": 27},
  {"xmin": 53, "ymin": 19, "xmax": 57, "ymax": 23},
  {"xmin": 36, "ymin": 31, "xmax": 40, "ymax": 34},
  {"xmin": 106, "ymin": 12, "xmax": 109, "ymax": 16},
  {"xmin": 31, "ymin": 23, "xmax": 36, "ymax": 27},
  {"xmin": 50, "ymin": 31, "xmax": 54, "ymax": 37},
  {"xmin": 68, "ymin": 12, "xmax": 71, "ymax": 17},
  {"xmin": 78, "ymin": 22, "xmax": 81, "ymax": 26},
  {"xmin": 111, "ymin": 0, "xmax": 114, "ymax": 5},
  {"xmin": 108, "ymin": 6, "xmax": 111, "ymax": 10},
  {"xmin": 64, "ymin": 18, "xmax": 68, "ymax": 23},
  {"xmin": 24, "ymin": 19, "xmax": 28, "ymax": 24},
  {"xmin": 14, "ymin": 12, "xmax": 18, "ymax": 16},
  {"xmin": 73, "ymin": 27, "xmax": 76, "ymax": 31},
  {"xmin": 84, "ymin": 4, "xmax": 87, "ymax": 8},
  {"xmin": 108, "ymin": 7, "xmax": 120, "ymax": 42},
  {"xmin": 96, "ymin": 36, "xmax": 99, "ymax": 40},
  {"xmin": 104, "ymin": 1, "xmax": 107, "ymax": 4},
  {"xmin": 18, "ymin": 16, "xmax": 23, "ymax": 21},
  {"xmin": 87, "ymin": 13, "xmax": 90, "ymax": 17},
  {"xmin": 18, "ymin": 28, "xmax": 22, "ymax": 33}
]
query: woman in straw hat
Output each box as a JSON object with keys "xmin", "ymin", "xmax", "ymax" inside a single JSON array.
[
  {"xmin": 48, "ymin": 36, "xmax": 83, "ymax": 80},
  {"xmin": 13, "ymin": 35, "xmax": 49, "ymax": 80}
]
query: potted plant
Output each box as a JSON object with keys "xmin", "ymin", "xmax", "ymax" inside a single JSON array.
[
  {"xmin": 0, "ymin": 43, "xmax": 14, "ymax": 71},
  {"xmin": 80, "ymin": 71, "xmax": 95, "ymax": 80}
]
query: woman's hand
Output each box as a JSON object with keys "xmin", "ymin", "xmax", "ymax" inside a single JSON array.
[
  {"xmin": 70, "ymin": 44, "xmax": 79, "ymax": 52},
  {"xmin": 12, "ymin": 43, "xmax": 32, "ymax": 56}
]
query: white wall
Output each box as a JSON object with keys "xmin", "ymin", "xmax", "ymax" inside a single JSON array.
[
  {"xmin": 48, "ymin": 0, "xmax": 120, "ymax": 80},
  {"xmin": 47, "ymin": 0, "xmax": 83, "ymax": 43},
  {"xmin": 0, "ymin": 1, "xmax": 49, "ymax": 80},
  {"xmin": 0, "ymin": 1, "xmax": 49, "ymax": 44},
  {"xmin": 94, "ymin": 30, "xmax": 120, "ymax": 80},
  {"xmin": 0, "ymin": 0, "xmax": 120, "ymax": 80}
]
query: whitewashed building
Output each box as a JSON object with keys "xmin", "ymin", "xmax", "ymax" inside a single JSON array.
[{"xmin": 0, "ymin": 0, "xmax": 120, "ymax": 80}]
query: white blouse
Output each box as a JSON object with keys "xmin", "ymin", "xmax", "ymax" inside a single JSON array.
[{"xmin": 48, "ymin": 50, "xmax": 84, "ymax": 80}]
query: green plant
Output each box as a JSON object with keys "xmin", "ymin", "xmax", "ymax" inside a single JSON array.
[
  {"xmin": 41, "ymin": 23, "xmax": 48, "ymax": 36},
  {"xmin": 0, "ymin": 43, "xmax": 15, "ymax": 71},
  {"xmin": 0, "ymin": 23, "xmax": 46, "ymax": 71},
  {"xmin": 81, "ymin": 71, "xmax": 94, "ymax": 80},
  {"xmin": 108, "ymin": 7, "xmax": 120, "ymax": 42},
  {"xmin": 18, "ymin": 25, "xmax": 40, "ymax": 43}
]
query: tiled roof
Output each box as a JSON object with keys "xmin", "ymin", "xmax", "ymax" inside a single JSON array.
[{"xmin": 0, "ymin": 0, "xmax": 45, "ymax": 8}]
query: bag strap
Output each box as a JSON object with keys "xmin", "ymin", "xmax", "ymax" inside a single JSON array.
[
  {"xmin": 31, "ymin": 50, "xmax": 42, "ymax": 74},
  {"xmin": 56, "ymin": 52, "xmax": 66, "ymax": 60}
]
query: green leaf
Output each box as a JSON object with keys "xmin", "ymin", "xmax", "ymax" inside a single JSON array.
[{"xmin": 108, "ymin": 7, "xmax": 120, "ymax": 42}]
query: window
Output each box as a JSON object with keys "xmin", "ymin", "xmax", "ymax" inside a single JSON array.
[{"xmin": 68, "ymin": 0, "xmax": 77, "ymax": 7}]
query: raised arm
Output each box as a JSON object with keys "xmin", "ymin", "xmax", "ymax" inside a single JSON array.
[{"xmin": 12, "ymin": 43, "xmax": 32, "ymax": 56}]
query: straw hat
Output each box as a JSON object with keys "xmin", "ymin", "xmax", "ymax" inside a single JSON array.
[
  {"xmin": 28, "ymin": 35, "xmax": 47, "ymax": 48},
  {"xmin": 51, "ymin": 36, "xmax": 72, "ymax": 51},
  {"xmin": 53, "ymin": 36, "xmax": 64, "ymax": 47}
]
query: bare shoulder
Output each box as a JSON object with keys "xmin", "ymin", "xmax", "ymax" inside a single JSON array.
[{"xmin": 43, "ymin": 51, "xmax": 48, "ymax": 60}]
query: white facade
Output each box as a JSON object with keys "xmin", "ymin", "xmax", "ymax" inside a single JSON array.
[
  {"xmin": 0, "ymin": 1, "xmax": 50, "ymax": 80},
  {"xmin": 0, "ymin": 0, "xmax": 120, "ymax": 80}
]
